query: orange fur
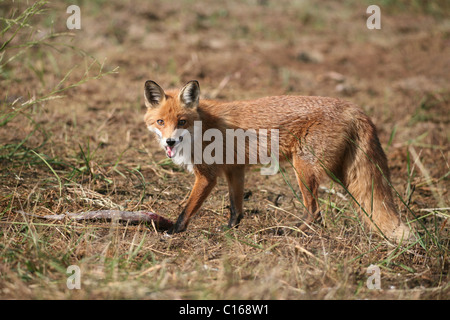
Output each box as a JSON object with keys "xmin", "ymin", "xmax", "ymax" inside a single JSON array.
[{"xmin": 143, "ymin": 80, "xmax": 412, "ymax": 241}]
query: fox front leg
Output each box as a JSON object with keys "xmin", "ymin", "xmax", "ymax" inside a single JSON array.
[
  {"xmin": 169, "ymin": 171, "xmax": 217, "ymax": 233},
  {"xmin": 225, "ymin": 166, "xmax": 245, "ymax": 228}
]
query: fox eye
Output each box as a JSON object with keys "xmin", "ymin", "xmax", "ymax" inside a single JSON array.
[
  {"xmin": 178, "ymin": 119, "xmax": 187, "ymax": 126},
  {"xmin": 156, "ymin": 119, "xmax": 164, "ymax": 126}
]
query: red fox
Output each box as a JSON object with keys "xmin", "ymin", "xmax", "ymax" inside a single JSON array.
[{"xmin": 143, "ymin": 80, "xmax": 412, "ymax": 242}]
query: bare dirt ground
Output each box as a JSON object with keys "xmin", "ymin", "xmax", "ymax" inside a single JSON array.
[{"xmin": 0, "ymin": 0, "xmax": 448, "ymax": 300}]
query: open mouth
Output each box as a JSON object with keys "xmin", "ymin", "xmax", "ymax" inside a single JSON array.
[
  {"xmin": 164, "ymin": 136, "xmax": 183, "ymax": 158},
  {"xmin": 165, "ymin": 145, "xmax": 176, "ymax": 158}
]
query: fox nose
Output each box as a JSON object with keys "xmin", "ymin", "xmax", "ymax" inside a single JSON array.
[{"xmin": 166, "ymin": 138, "xmax": 176, "ymax": 147}]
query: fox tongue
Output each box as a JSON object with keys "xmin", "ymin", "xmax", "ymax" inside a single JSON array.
[{"xmin": 166, "ymin": 146, "xmax": 175, "ymax": 158}]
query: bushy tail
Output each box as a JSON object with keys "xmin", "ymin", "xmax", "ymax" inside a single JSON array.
[{"xmin": 343, "ymin": 113, "xmax": 412, "ymax": 242}]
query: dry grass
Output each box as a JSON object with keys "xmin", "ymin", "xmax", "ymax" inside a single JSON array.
[{"xmin": 0, "ymin": 0, "xmax": 448, "ymax": 300}]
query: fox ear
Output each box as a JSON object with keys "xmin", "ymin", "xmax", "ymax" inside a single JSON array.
[
  {"xmin": 179, "ymin": 80, "xmax": 200, "ymax": 109},
  {"xmin": 144, "ymin": 80, "xmax": 166, "ymax": 108}
]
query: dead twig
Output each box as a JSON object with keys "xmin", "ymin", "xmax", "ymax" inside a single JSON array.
[{"xmin": 16, "ymin": 210, "xmax": 174, "ymax": 231}]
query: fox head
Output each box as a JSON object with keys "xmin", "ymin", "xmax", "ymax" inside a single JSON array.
[{"xmin": 144, "ymin": 80, "xmax": 200, "ymax": 160}]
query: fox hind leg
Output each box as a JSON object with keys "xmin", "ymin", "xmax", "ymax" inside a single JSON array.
[{"xmin": 292, "ymin": 156, "xmax": 321, "ymax": 230}]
